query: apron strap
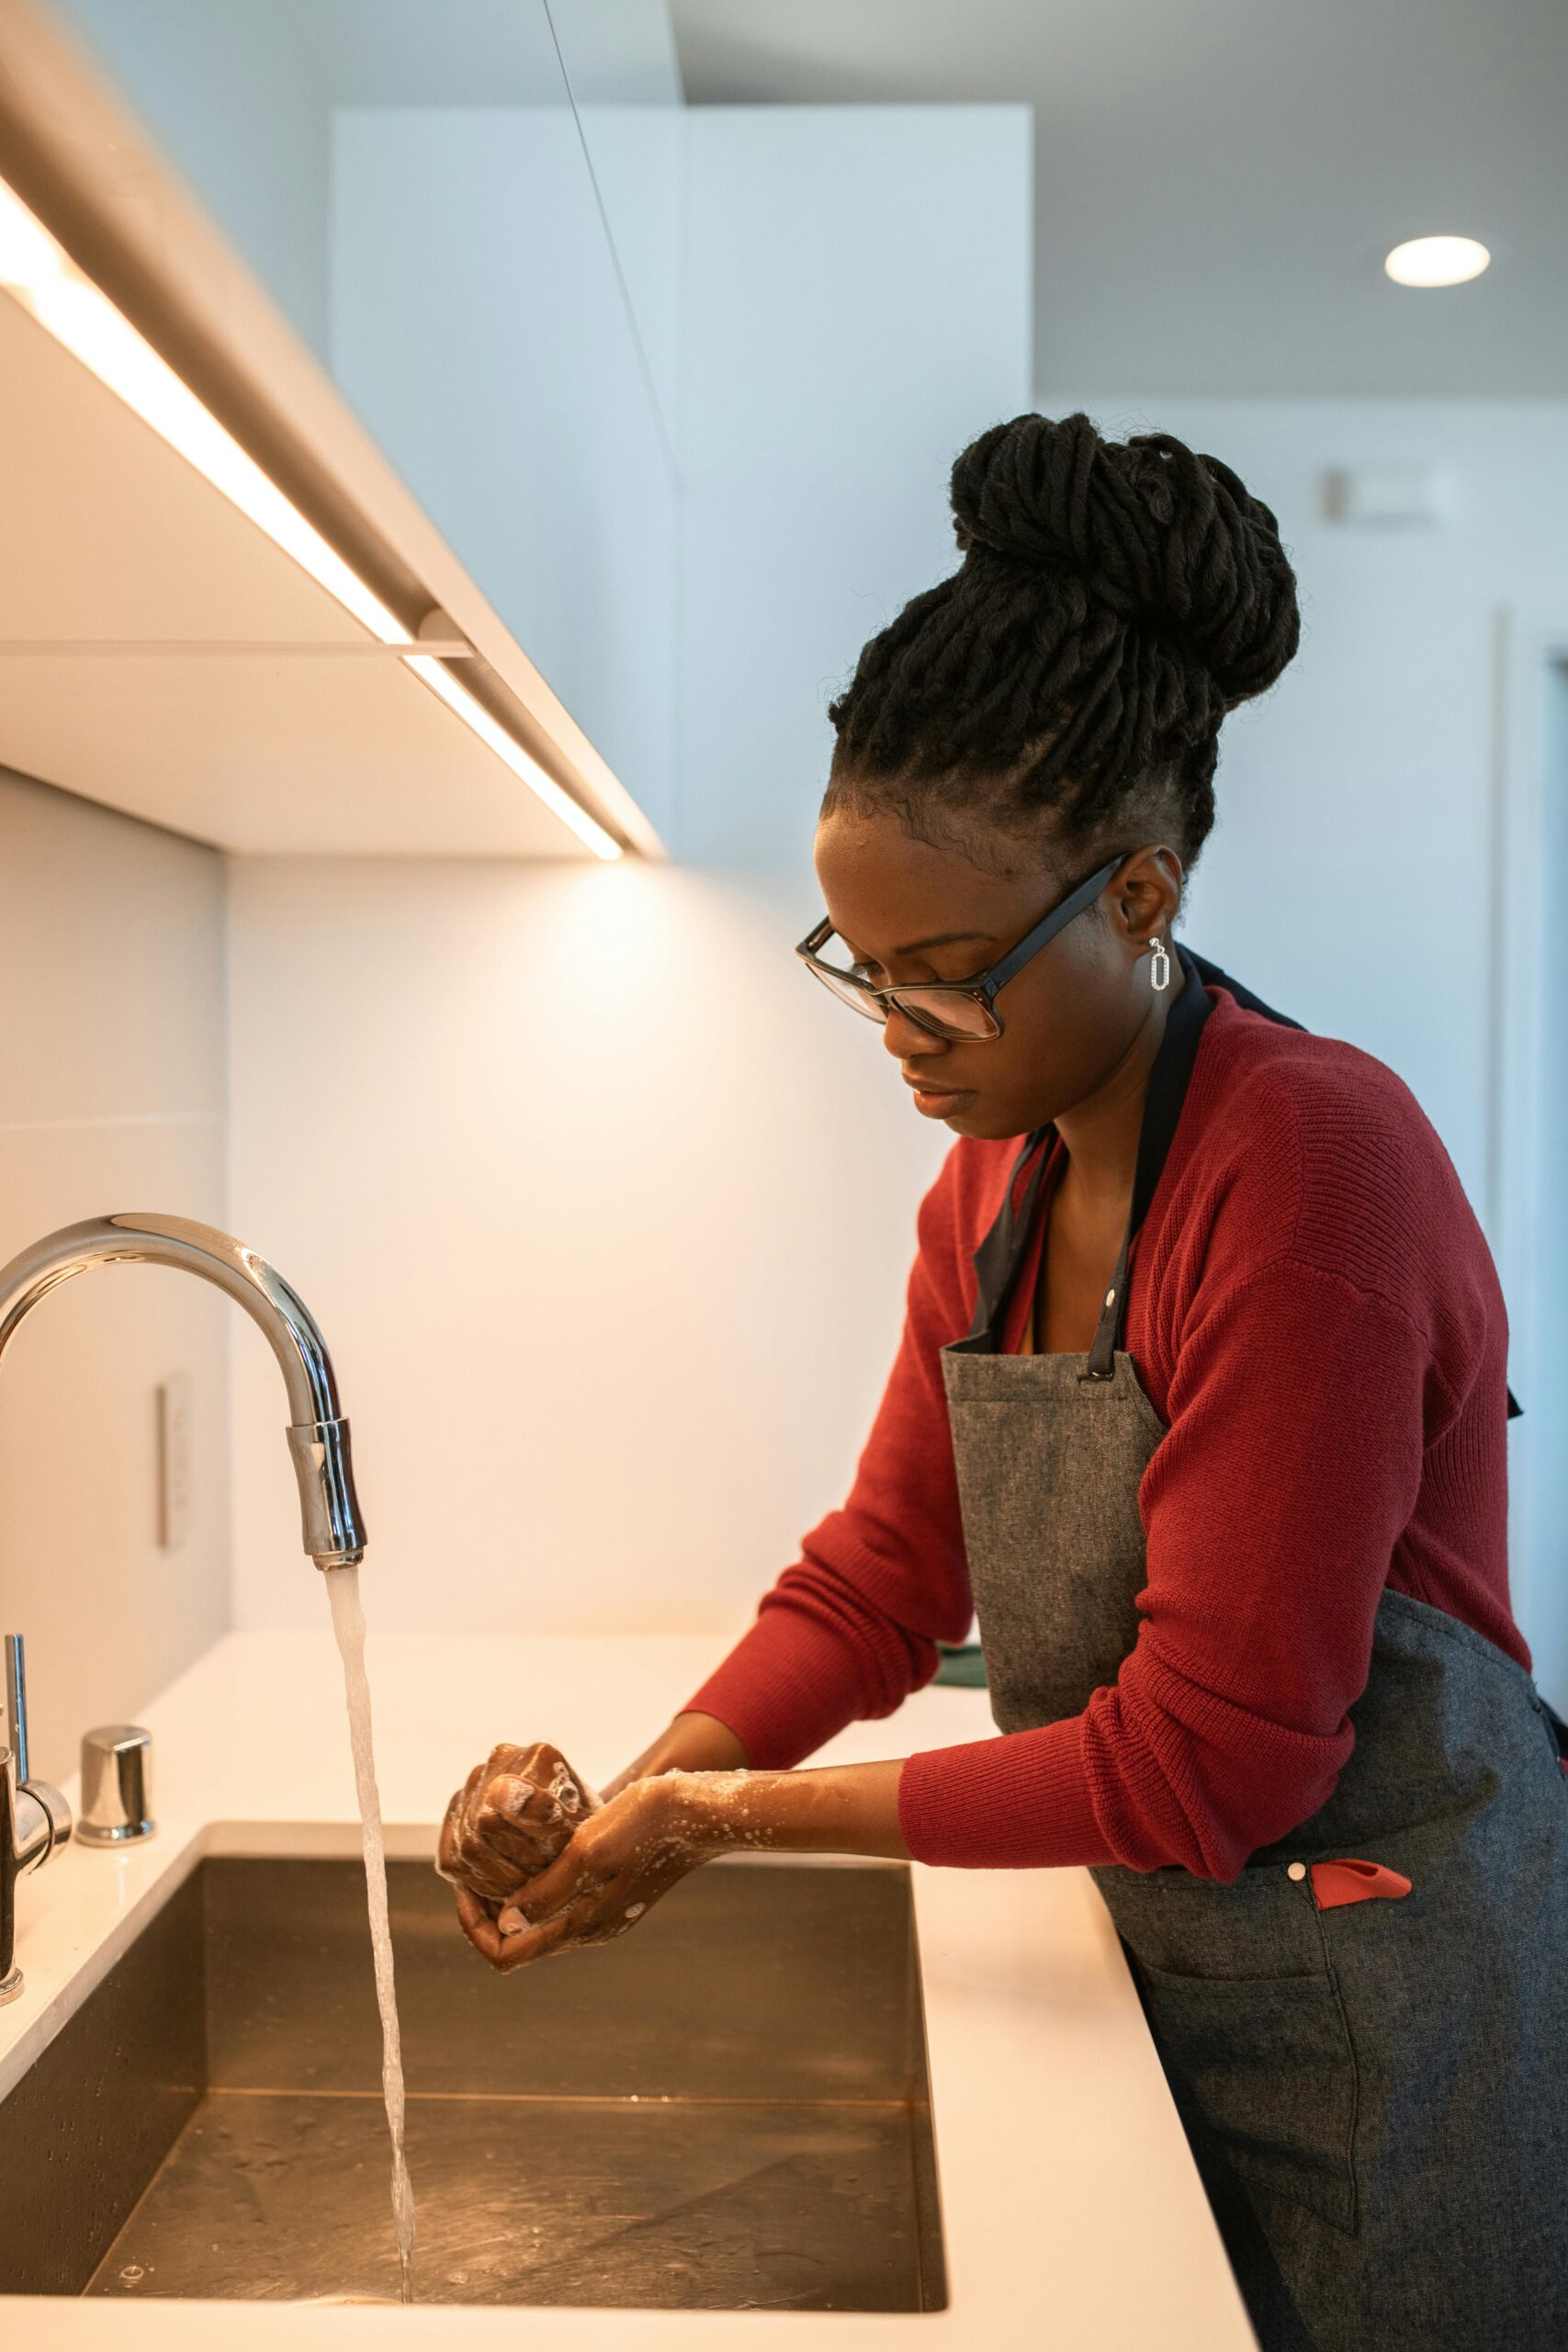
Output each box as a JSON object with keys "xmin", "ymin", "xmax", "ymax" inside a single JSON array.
[
  {"xmin": 1083, "ymin": 1231, "xmax": 1134, "ymax": 1382},
  {"xmin": 962, "ymin": 1127, "xmax": 1055, "ymax": 1344},
  {"xmin": 1082, "ymin": 944, "xmax": 1218, "ymax": 1379},
  {"xmin": 959, "ymin": 944, "xmax": 1298, "ymax": 1362}
]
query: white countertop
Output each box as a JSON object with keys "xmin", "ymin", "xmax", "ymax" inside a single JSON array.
[{"xmin": 1, "ymin": 1627, "xmax": 1258, "ymax": 2349}]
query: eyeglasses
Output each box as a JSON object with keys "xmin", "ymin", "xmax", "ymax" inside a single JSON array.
[{"xmin": 795, "ymin": 854, "xmax": 1125, "ymax": 1042}]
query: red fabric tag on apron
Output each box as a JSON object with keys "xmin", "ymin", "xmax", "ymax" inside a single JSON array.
[{"xmin": 1309, "ymin": 1858, "xmax": 1413, "ymax": 1910}]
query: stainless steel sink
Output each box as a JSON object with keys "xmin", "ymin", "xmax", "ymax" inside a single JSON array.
[{"xmin": 0, "ymin": 1854, "xmax": 946, "ymax": 2312}]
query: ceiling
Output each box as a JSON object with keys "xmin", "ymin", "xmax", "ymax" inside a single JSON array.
[{"xmin": 670, "ymin": 0, "xmax": 1568, "ymax": 399}]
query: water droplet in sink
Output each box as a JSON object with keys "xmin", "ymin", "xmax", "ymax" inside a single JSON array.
[{"xmin": 118, "ymin": 2266, "xmax": 145, "ymax": 2287}]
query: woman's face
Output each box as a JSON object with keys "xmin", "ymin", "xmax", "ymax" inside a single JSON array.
[{"xmin": 811, "ymin": 806, "xmax": 1180, "ymax": 1140}]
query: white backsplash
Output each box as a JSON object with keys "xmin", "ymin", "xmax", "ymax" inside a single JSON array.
[{"xmin": 0, "ymin": 768, "xmax": 231, "ymax": 1775}]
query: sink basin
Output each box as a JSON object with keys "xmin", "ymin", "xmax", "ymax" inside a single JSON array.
[{"xmin": 0, "ymin": 1853, "xmax": 946, "ymax": 2312}]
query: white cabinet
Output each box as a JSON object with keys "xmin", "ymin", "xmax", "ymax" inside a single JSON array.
[
  {"xmin": 0, "ymin": 0, "xmax": 665, "ymax": 859},
  {"xmin": 21, "ymin": 0, "xmax": 677, "ymax": 852},
  {"xmin": 332, "ymin": 98, "xmax": 678, "ymax": 846}
]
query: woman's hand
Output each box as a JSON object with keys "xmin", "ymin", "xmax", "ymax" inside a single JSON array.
[
  {"xmin": 455, "ymin": 1770, "xmax": 728, "ymax": 1973},
  {"xmin": 450, "ymin": 1752, "xmax": 910, "ymax": 1975},
  {"xmin": 436, "ymin": 1740, "xmax": 599, "ymax": 1905}
]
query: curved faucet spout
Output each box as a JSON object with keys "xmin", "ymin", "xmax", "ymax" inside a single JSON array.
[{"xmin": 0, "ymin": 1213, "xmax": 367, "ymax": 1568}]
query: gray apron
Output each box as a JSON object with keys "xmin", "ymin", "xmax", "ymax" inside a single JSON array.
[{"xmin": 941, "ymin": 946, "xmax": 1568, "ymax": 2352}]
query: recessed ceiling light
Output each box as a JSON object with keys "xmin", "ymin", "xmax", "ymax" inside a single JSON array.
[{"xmin": 1384, "ymin": 235, "xmax": 1491, "ymax": 288}]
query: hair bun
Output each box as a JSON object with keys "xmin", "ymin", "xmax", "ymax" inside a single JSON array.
[{"xmin": 949, "ymin": 411, "xmax": 1299, "ymax": 707}]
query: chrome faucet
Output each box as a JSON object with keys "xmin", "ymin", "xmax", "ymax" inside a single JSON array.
[
  {"xmin": 0, "ymin": 1213, "xmax": 368, "ymax": 2002},
  {"xmin": 0, "ymin": 1213, "xmax": 367, "ymax": 1568},
  {"xmin": 2, "ymin": 1634, "xmax": 72, "ymax": 2005}
]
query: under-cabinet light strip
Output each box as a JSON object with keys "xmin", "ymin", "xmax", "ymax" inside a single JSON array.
[
  {"xmin": 0, "ymin": 181, "xmax": 407, "ymax": 644},
  {"xmin": 0, "ymin": 176, "xmax": 622, "ymax": 862},
  {"xmin": 404, "ymin": 656, "xmax": 620, "ymax": 857}
]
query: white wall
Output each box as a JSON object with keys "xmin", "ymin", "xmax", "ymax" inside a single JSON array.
[
  {"xmin": 225, "ymin": 857, "xmax": 946, "ymax": 1633},
  {"xmin": 1035, "ymin": 395, "xmax": 1568, "ymax": 1225},
  {"xmin": 549, "ymin": 3, "xmax": 685, "ymax": 446},
  {"xmin": 0, "ymin": 771, "xmax": 231, "ymax": 1771},
  {"xmin": 1510, "ymin": 656, "xmax": 1568, "ymax": 1705},
  {"xmin": 1042, "ymin": 394, "xmax": 1568, "ymax": 1691},
  {"xmin": 679, "ymin": 107, "xmax": 1033, "ymax": 875},
  {"xmin": 226, "ymin": 105, "xmax": 1034, "ymax": 1634}
]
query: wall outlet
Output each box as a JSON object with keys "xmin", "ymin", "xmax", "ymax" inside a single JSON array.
[
  {"xmin": 157, "ymin": 1374, "xmax": 192, "ymax": 1550},
  {"xmin": 1322, "ymin": 463, "xmax": 1449, "ymax": 526}
]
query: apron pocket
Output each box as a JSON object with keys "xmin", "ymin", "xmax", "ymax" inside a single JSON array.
[{"xmin": 1134, "ymin": 1959, "xmax": 1359, "ymax": 2234}]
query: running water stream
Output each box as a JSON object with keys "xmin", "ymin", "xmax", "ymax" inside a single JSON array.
[{"xmin": 326, "ymin": 1565, "xmax": 418, "ymax": 2302}]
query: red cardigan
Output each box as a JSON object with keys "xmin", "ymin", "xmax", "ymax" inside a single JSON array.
[{"xmin": 685, "ymin": 980, "xmax": 1524, "ymax": 1880}]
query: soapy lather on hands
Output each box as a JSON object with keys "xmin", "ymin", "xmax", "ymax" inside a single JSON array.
[
  {"xmin": 435, "ymin": 1740, "xmax": 600, "ymax": 1902},
  {"xmin": 437, "ymin": 1718, "xmax": 910, "ymax": 1974},
  {"xmin": 435, "ymin": 1733, "xmax": 738, "ymax": 1973}
]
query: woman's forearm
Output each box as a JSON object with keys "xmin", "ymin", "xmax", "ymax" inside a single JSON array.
[
  {"xmin": 673, "ymin": 1758, "xmax": 911, "ymax": 1861},
  {"xmin": 460, "ymin": 1755, "xmax": 914, "ymax": 1973},
  {"xmin": 601, "ymin": 1710, "xmax": 750, "ymax": 1799},
  {"xmin": 611, "ymin": 1719, "xmax": 911, "ymax": 1862}
]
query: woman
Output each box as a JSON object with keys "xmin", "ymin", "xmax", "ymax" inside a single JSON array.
[{"xmin": 440, "ymin": 413, "xmax": 1568, "ymax": 2351}]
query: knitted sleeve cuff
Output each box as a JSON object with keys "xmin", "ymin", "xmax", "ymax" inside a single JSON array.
[
  {"xmin": 682, "ymin": 1608, "xmax": 878, "ymax": 1770},
  {"xmin": 897, "ymin": 1715, "xmax": 1115, "ymax": 1870}
]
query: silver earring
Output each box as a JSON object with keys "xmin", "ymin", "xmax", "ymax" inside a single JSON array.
[{"xmin": 1148, "ymin": 936, "xmax": 1171, "ymax": 992}]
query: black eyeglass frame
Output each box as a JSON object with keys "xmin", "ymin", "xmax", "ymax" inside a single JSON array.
[{"xmin": 795, "ymin": 853, "xmax": 1127, "ymax": 1041}]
